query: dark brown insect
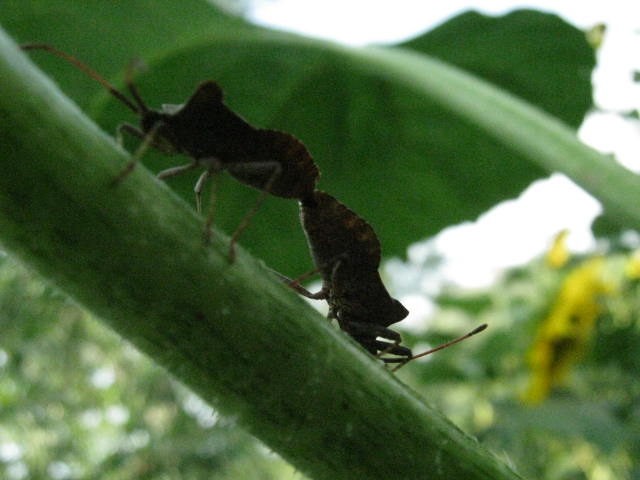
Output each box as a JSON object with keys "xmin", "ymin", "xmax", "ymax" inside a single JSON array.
[
  {"xmin": 21, "ymin": 43, "xmax": 320, "ymax": 260},
  {"xmin": 282, "ymin": 191, "xmax": 487, "ymax": 366},
  {"xmin": 292, "ymin": 190, "xmax": 412, "ymax": 362}
]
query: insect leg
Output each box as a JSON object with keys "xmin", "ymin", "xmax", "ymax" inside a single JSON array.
[
  {"xmin": 275, "ymin": 253, "xmax": 347, "ymax": 299},
  {"xmin": 193, "ymin": 169, "xmax": 213, "ymax": 215},
  {"xmin": 116, "ymin": 124, "xmax": 143, "ymax": 147},
  {"xmin": 345, "ymin": 322, "xmax": 403, "ymax": 344},
  {"xmin": 157, "ymin": 162, "xmax": 200, "ymax": 181},
  {"xmin": 225, "ymin": 161, "xmax": 283, "ymax": 263},
  {"xmin": 373, "ymin": 341, "xmax": 413, "ymax": 362},
  {"xmin": 375, "ymin": 340, "xmax": 414, "ymax": 363},
  {"xmin": 339, "ymin": 319, "xmax": 412, "ymax": 361},
  {"xmin": 267, "ymin": 267, "xmax": 328, "ymax": 299},
  {"xmin": 116, "ymin": 123, "xmax": 175, "ymax": 153},
  {"xmin": 111, "ymin": 122, "xmax": 163, "ymax": 186},
  {"xmin": 203, "ymin": 173, "xmax": 220, "ymax": 246},
  {"xmin": 227, "ymin": 189, "xmax": 269, "ymax": 263}
]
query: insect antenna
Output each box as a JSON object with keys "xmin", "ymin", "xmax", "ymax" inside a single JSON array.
[
  {"xmin": 124, "ymin": 58, "xmax": 150, "ymax": 114},
  {"xmin": 392, "ymin": 323, "xmax": 488, "ymax": 372},
  {"xmin": 20, "ymin": 43, "xmax": 140, "ymax": 114}
]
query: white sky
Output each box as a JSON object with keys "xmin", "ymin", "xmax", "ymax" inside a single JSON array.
[{"xmin": 249, "ymin": 1, "xmax": 640, "ymax": 290}]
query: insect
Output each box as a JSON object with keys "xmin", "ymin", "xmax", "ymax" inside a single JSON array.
[
  {"xmin": 21, "ymin": 43, "xmax": 320, "ymax": 261},
  {"xmin": 289, "ymin": 190, "xmax": 413, "ymax": 362},
  {"xmin": 281, "ymin": 190, "xmax": 487, "ymax": 366}
]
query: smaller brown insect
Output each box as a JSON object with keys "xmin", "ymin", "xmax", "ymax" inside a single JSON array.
[
  {"xmin": 288, "ymin": 190, "xmax": 412, "ymax": 362},
  {"xmin": 21, "ymin": 43, "xmax": 320, "ymax": 261},
  {"xmin": 280, "ymin": 190, "xmax": 487, "ymax": 366}
]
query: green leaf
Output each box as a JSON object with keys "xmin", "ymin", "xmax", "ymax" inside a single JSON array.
[
  {"xmin": 401, "ymin": 9, "xmax": 594, "ymax": 128},
  {"xmin": 0, "ymin": 2, "xmax": 596, "ymax": 275},
  {"xmin": 0, "ymin": 0, "xmax": 243, "ymax": 106}
]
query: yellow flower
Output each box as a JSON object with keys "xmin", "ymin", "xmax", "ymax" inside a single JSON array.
[
  {"xmin": 545, "ymin": 229, "xmax": 570, "ymax": 268},
  {"xmin": 624, "ymin": 249, "xmax": 640, "ymax": 280},
  {"xmin": 523, "ymin": 257, "xmax": 611, "ymax": 405}
]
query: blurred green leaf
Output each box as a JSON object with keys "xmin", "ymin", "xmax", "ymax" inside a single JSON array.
[
  {"xmin": 401, "ymin": 9, "xmax": 593, "ymax": 127},
  {"xmin": 497, "ymin": 399, "xmax": 630, "ymax": 453},
  {"xmin": 0, "ymin": 2, "xmax": 595, "ymax": 274},
  {"xmin": 0, "ymin": 0, "xmax": 240, "ymax": 106}
]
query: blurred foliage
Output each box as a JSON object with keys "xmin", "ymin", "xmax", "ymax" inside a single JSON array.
[
  {"xmin": 394, "ymin": 244, "xmax": 640, "ymax": 480},
  {"xmin": 0, "ymin": 254, "xmax": 295, "ymax": 479}
]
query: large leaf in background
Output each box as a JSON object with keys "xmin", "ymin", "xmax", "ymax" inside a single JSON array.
[
  {"xmin": 0, "ymin": 0, "xmax": 251, "ymax": 107},
  {"xmin": 401, "ymin": 9, "xmax": 594, "ymax": 128},
  {"xmin": 0, "ymin": 2, "xmax": 595, "ymax": 275}
]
